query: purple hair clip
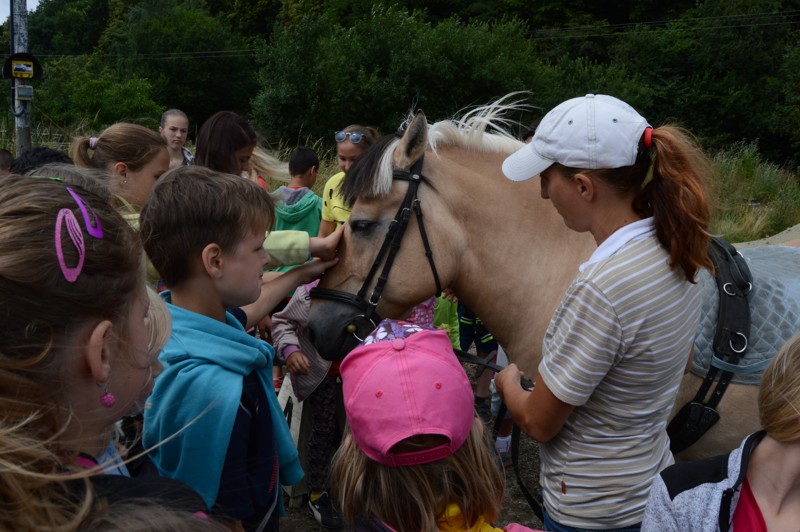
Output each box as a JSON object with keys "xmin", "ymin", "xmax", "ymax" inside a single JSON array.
[
  {"xmin": 55, "ymin": 187, "xmax": 104, "ymax": 282},
  {"xmin": 89, "ymin": 136, "xmax": 99, "ymax": 149},
  {"xmin": 66, "ymin": 187, "xmax": 103, "ymax": 239}
]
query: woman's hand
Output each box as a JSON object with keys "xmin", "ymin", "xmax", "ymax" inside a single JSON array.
[{"xmin": 495, "ymin": 363, "xmax": 524, "ymax": 397}]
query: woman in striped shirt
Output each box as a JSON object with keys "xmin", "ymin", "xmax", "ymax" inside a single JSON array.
[{"xmin": 496, "ymin": 94, "xmax": 713, "ymax": 531}]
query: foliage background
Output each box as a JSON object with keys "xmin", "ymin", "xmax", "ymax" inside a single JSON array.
[
  {"xmin": 1, "ymin": 0, "xmax": 799, "ymax": 239},
  {"xmin": 3, "ymin": 0, "xmax": 798, "ymax": 157}
]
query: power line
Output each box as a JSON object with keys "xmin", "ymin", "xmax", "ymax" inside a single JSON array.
[
  {"xmin": 532, "ymin": 9, "xmax": 800, "ymax": 39},
  {"xmin": 27, "ymin": 9, "xmax": 800, "ymax": 59}
]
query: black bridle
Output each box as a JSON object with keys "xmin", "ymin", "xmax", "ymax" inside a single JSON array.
[
  {"xmin": 310, "ymin": 155, "xmax": 443, "ymax": 341},
  {"xmin": 310, "ymin": 153, "xmax": 544, "ymax": 520}
]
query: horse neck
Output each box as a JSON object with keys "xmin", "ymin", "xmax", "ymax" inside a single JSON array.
[{"xmin": 435, "ymin": 147, "xmax": 595, "ymax": 375}]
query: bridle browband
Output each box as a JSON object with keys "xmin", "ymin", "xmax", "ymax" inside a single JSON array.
[{"xmin": 310, "ymin": 155, "xmax": 442, "ymax": 341}]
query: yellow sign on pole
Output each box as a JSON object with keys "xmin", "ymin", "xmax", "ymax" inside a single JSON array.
[{"xmin": 11, "ymin": 60, "xmax": 34, "ymax": 78}]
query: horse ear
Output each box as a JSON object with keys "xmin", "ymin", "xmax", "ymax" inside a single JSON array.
[{"xmin": 393, "ymin": 110, "xmax": 428, "ymax": 170}]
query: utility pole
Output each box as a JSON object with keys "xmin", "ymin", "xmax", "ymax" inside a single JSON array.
[{"xmin": 11, "ymin": 0, "xmax": 31, "ymax": 155}]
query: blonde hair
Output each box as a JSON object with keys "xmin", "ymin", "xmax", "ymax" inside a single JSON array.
[
  {"xmin": 0, "ymin": 174, "xmax": 144, "ymax": 530},
  {"xmin": 248, "ymin": 145, "xmax": 290, "ymax": 184},
  {"xmin": 340, "ymin": 124, "xmax": 380, "ymax": 149},
  {"xmin": 145, "ymin": 286, "xmax": 172, "ymax": 360},
  {"xmin": 331, "ymin": 421, "xmax": 503, "ymax": 531},
  {"xmin": 759, "ymin": 332, "xmax": 800, "ymax": 443}
]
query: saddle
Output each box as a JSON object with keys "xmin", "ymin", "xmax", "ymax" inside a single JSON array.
[{"xmin": 667, "ymin": 237, "xmax": 752, "ymax": 454}]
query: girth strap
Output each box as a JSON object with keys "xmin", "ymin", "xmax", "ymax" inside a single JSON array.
[
  {"xmin": 667, "ymin": 237, "xmax": 752, "ymax": 454},
  {"xmin": 695, "ymin": 237, "xmax": 752, "ymax": 407}
]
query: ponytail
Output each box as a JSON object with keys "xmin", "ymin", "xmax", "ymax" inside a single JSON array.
[
  {"xmin": 636, "ymin": 125, "xmax": 713, "ymax": 282},
  {"xmin": 583, "ymin": 124, "xmax": 713, "ymax": 282}
]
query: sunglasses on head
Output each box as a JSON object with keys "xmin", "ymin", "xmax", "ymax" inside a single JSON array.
[{"xmin": 335, "ymin": 131, "xmax": 364, "ymax": 144}]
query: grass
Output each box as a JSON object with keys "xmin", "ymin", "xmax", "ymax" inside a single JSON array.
[{"xmin": 709, "ymin": 141, "xmax": 800, "ymax": 242}]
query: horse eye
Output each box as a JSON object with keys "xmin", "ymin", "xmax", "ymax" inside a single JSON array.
[{"xmin": 350, "ymin": 219, "xmax": 376, "ymax": 234}]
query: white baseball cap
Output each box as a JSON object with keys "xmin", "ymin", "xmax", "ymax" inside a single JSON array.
[{"xmin": 503, "ymin": 94, "xmax": 651, "ymax": 182}]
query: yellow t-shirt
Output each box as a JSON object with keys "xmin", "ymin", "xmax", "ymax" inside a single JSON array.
[{"xmin": 321, "ymin": 171, "xmax": 351, "ymax": 225}]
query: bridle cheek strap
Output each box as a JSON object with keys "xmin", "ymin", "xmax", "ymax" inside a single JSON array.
[{"xmin": 310, "ymin": 154, "xmax": 442, "ymax": 339}]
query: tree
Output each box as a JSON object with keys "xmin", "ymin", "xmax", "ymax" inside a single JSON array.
[
  {"xmin": 606, "ymin": 0, "xmax": 800, "ymax": 162},
  {"xmin": 104, "ymin": 0, "xmax": 258, "ymax": 128},
  {"xmin": 34, "ymin": 55, "xmax": 161, "ymax": 128},
  {"xmin": 27, "ymin": 0, "xmax": 111, "ymax": 56},
  {"xmin": 252, "ymin": 6, "xmax": 546, "ymax": 141}
]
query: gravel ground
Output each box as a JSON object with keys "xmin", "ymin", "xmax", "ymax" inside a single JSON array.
[{"xmin": 279, "ymin": 360, "xmax": 544, "ymax": 531}]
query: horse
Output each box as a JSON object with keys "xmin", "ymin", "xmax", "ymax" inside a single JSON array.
[{"xmin": 307, "ymin": 100, "xmax": 800, "ymax": 461}]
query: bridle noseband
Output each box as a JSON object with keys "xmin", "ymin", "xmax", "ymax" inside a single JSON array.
[{"xmin": 310, "ymin": 155, "xmax": 442, "ymax": 342}]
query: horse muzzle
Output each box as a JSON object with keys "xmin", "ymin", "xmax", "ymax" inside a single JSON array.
[{"xmin": 308, "ymin": 295, "xmax": 380, "ymax": 361}]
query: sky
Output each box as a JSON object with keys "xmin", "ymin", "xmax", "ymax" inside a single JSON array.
[{"xmin": 0, "ymin": 1, "xmax": 40, "ymax": 23}]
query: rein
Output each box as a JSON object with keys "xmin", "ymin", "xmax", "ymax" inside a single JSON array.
[
  {"xmin": 310, "ymin": 155, "xmax": 442, "ymax": 341},
  {"xmin": 453, "ymin": 349, "xmax": 543, "ymax": 522}
]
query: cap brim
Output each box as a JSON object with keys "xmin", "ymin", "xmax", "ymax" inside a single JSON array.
[{"xmin": 502, "ymin": 143, "xmax": 554, "ymax": 182}]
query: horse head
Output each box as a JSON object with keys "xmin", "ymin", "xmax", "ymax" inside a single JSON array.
[
  {"xmin": 309, "ymin": 97, "xmax": 595, "ymax": 371},
  {"xmin": 309, "ymin": 110, "xmax": 461, "ymax": 360}
]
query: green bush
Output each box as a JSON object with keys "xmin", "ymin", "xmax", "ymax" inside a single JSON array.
[
  {"xmin": 252, "ymin": 6, "xmax": 546, "ymax": 141},
  {"xmin": 34, "ymin": 55, "xmax": 161, "ymax": 129}
]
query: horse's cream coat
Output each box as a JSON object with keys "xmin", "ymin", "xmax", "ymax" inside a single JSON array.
[{"xmin": 309, "ymin": 103, "xmax": 771, "ymax": 460}]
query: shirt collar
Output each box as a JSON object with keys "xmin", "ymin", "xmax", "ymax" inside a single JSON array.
[{"xmin": 579, "ymin": 217, "xmax": 655, "ymax": 272}]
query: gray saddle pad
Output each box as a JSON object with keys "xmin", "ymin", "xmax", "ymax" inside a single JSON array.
[{"xmin": 692, "ymin": 245, "xmax": 800, "ymax": 384}]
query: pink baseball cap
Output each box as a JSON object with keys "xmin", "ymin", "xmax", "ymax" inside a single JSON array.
[
  {"xmin": 340, "ymin": 320, "xmax": 475, "ymax": 467},
  {"xmin": 503, "ymin": 94, "xmax": 650, "ymax": 181}
]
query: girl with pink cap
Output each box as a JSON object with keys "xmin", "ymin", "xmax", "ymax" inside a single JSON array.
[{"xmin": 331, "ymin": 319, "xmax": 541, "ymax": 532}]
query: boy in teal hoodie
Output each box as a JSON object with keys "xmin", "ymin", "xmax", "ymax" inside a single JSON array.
[
  {"xmin": 140, "ymin": 166, "xmax": 303, "ymax": 531},
  {"xmin": 271, "ymin": 147, "xmax": 322, "ymax": 273}
]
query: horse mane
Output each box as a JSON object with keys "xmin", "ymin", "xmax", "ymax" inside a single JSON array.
[{"xmin": 341, "ymin": 93, "xmax": 530, "ymax": 204}]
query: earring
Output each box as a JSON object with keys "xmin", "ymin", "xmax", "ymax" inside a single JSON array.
[{"xmin": 98, "ymin": 382, "xmax": 116, "ymax": 408}]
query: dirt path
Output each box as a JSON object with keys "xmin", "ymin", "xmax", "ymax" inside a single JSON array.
[{"xmin": 735, "ymin": 223, "xmax": 800, "ymax": 248}]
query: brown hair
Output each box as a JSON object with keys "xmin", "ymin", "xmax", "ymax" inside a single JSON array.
[
  {"xmin": 759, "ymin": 332, "xmax": 800, "ymax": 443},
  {"xmin": 80, "ymin": 500, "xmax": 229, "ymax": 531},
  {"xmin": 0, "ymin": 174, "xmax": 143, "ymax": 529},
  {"xmin": 571, "ymin": 125, "xmax": 713, "ymax": 282},
  {"xmin": 194, "ymin": 111, "xmax": 257, "ymax": 174},
  {"xmin": 340, "ymin": 124, "xmax": 380, "ymax": 150},
  {"xmin": 331, "ymin": 421, "xmax": 503, "ymax": 531},
  {"xmin": 139, "ymin": 165, "xmax": 274, "ymax": 287},
  {"xmin": 72, "ymin": 123, "xmax": 166, "ymax": 173}
]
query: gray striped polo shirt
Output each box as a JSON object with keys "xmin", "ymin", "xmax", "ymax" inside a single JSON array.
[{"xmin": 539, "ymin": 221, "xmax": 702, "ymax": 528}]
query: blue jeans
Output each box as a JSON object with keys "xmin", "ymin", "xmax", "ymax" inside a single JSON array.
[{"xmin": 542, "ymin": 509, "xmax": 641, "ymax": 532}]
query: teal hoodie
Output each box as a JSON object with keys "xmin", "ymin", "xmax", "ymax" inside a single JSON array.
[
  {"xmin": 271, "ymin": 187, "xmax": 322, "ymax": 273},
  {"xmin": 273, "ymin": 186, "xmax": 321, "ymax": 235},
  {"xmin": 143, "ymin": 292, "xmax": 303, "ymax": 509}
]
